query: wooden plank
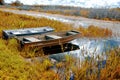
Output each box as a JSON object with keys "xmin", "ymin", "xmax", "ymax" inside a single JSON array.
[
  {"xmin": 23, "ymin": 37, "xmax": 41, "ymax": 42},
  {"xmin": 66, "ymin": 31, "xmax": 78, "ymax": 35},
  {"xmin": 10, "ymin": 31, "xmax": 21, "ymax": 35},
  {"xmin": 45, "ymin": 35, "xmax": 62, "ymax": 39},
  {"xmin": 3, "ymin": 27, "xmax": 54, "ymax": 39}
]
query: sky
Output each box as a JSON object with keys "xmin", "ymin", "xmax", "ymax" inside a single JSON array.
[{"xmin": 4, "ymin": 0, "xmax": 120, "ymax": 8}]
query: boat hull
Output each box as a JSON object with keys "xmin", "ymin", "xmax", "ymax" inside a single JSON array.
[{"xmin": 20, "ymin": 31, "xmax": 81, "ymax": 48}]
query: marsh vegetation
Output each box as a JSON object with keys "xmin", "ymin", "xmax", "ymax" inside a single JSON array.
[{"xmin": 0, "ymin": 11, "xmax": 119, "ymax": 80}]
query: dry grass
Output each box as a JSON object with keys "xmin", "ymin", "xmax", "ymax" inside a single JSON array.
[
  {"xmin": 0, "ymin": 11, "xmax": 67, "ymax": 80},
  {"xmin": 0, "ymin": 11, "xmax": 116, "ymax": 80},
  {"xmin": 56, "ymin": 48, "xmax": 120, "ymax": 80},
  {"xmin": 79, "ymin": 25, "xmax": 112, "ymax": 37}
]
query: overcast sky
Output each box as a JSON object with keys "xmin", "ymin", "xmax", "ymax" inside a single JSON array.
[{"xmin": 4, "ymin": 0, "xmax": 120, "ymax": 8}]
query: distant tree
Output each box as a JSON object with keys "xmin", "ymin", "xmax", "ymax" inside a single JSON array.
[
  {"xmin": 11, "ymin": 0, "xmax": 23, "ymax": 6},
  {"xmin": 88, "ymin": 8, "xmax": 120, "ymax": 21},
  {"xmin": 0, "ymin": 0, "xmax": 4, "ymax": 5}
]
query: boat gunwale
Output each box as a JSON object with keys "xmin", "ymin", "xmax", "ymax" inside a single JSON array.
[{"xmin": 21, "ymin": 31, "xmax": 81, "ymax": 48}]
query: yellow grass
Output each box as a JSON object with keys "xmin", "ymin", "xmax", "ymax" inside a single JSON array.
[
  {"xmin": 79, "ymin": 25, "xmax": 112, "ymax": 37},
  {"xmin": 56, "ymin": 48, "xmax": 120, "ymax": 80},
  {"xmin": 0, "ymin": 11, "xmax": 117, "ymax": 80}
]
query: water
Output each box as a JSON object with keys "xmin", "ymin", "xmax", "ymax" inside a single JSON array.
[
  {"xmin": 49, "ymin": 38, "xmax": 120, "ymax": 62},
  {"xmin": 3, "ymin": 8, "xmax": 87, "ymax": 27}
]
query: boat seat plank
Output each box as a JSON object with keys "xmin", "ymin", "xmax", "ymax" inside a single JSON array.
[
  {"xmin": 45, "ymin": 35, "xmax": 62, "ymax": 39},
  {"xmin": 66, "ymin": 31, "xmax": 78, "ymax": 35},
  {"xmin": 10, "ymin": 31, "xmax": 21, "ymax": 35},
  {"xmin": 23, "ymin": 37, "xmax": 41, "ymax": 42}
]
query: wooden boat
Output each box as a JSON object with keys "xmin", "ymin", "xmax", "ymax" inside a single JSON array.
[
  {"xmin": 17, "ymin": 30, "xmax": 81, "ymax": 49},
  {"xmin": 2, "ymin": 26, "xmax": 54, "ymax": 39},
  {"xmin": 3, "ymin": 27, "xmax": 81, "ymax": 55}
]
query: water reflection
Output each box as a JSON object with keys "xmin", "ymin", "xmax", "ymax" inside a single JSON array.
[{"xmin": 49, "ymin": 38, "xmax": 120, "ymax": 61}]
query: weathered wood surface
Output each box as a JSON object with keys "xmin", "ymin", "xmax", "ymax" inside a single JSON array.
[
  {"xmin": 19, "ymin": 30, "xmax": 81, "ymax": 48},
  {"xmin": 2, "ymin": 27, "xmax": 54, "ymax": 39}
]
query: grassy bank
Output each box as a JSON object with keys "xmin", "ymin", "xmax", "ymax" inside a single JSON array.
[{"xmin": 0, "ymin": 11, "xmax": 116, "ymax": 80}]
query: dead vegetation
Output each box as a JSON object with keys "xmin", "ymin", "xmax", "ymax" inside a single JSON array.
[{"xmin": 0, "ymin": 11, "xmax": 118, "ymax": 80}]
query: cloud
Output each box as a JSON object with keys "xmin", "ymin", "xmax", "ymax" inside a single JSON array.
[{"xmin": 4, "ymin": 0, "xmax": 120, "ymax": 8}]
